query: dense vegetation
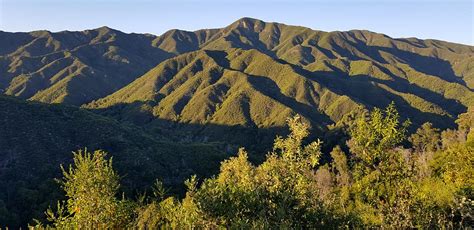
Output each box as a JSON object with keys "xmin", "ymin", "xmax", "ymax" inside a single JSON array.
[
  {"xmin": 0, "ymin": 95, "xmax": 229, "ymax": 228},
  {"xmin": 34, "ymin": 104, "xmax": 473, "ymax": 228}
]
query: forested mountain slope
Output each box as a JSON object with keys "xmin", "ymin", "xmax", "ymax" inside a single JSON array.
[
  {"xmin": 85, "ymin": 18, "xmax": 474, "ymax": 136},
  {"xmin": 2, "ymin": 18, "xmax": 473, "ymax": 122},
  {"xmin": 0, "ymin": 95, "xmax": 226, "ymax": 227},
  {"xmin": 0, "ymin": 27, "xmax": 216, "ymax": 105}
]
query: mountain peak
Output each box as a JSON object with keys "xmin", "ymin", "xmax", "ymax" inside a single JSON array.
[
  {"xmin": 93, "ymin": 26, "xmax": 119, "ymax": 34},
  {"xmin": 230, "ymin": 17, "xmax": 267, "ymax": 29},
  {"xmin": 235, "ymin": 17, "xmax": 262, "ymax": 23}
]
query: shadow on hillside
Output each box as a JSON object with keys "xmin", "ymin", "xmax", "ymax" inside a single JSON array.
[
  {"xmin": 330, "ymin": 35, "xmax": 469, "ymax": 87},
  {"xmin": 374, "ymin": 46, "xmax": 468, "ymax": 87},
  {"xmin": 268, "ymin": 57, "xmax": 465, "ymax": 130},
  {"xmin": 313, "ymin": 71, "xmax": 462, "ymax": 130},
  {"xmin": 302, "ymin": 58, "xmax": 467, "ymax": 117},
  {"xmin": 205, "ymin": 49, "xmax": 334, "ymax": 130},
  {"xmin": 5, "ymin": 93, "xmax": 331, "ymax": 228},
  {"xmin": 85, "ymin": 101, "xmax": 294, "ymax": 160},
  {"xmin": 246, "ymin": 73, "xmax": 333, "ymax": 128},
  {"xmin": 205, "ymin": 46, "xmax": 468, "ymax": 129}
]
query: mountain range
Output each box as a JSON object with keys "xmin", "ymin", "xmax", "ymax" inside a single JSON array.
[
  {"xmin": 1, "ymin": 18, "xmax": 473, "ymax": 132},
  {"xmin": 1, "ymin": 17, "xmax": 474, "ymax": 227}
]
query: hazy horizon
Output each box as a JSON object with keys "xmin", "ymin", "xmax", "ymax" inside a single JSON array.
[{"xmin": 0, "ymin": 0, "xmax": 473, "ymax": 45}]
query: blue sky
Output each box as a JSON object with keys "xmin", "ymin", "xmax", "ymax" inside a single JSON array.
[{"xmin": 1, "ymin": 0, "xmax": 473, "ymax": 45}]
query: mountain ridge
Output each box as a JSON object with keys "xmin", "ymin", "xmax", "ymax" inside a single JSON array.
[{"xmin": 2, "ymin": 17, "xmax": 474, "ymax": 132}]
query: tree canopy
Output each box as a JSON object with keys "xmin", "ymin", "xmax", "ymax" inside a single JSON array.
[{"xmin": 35, "ymin": 104, "xmax": 473, "ymax": 229}]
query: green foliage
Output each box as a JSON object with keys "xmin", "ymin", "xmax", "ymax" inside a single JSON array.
[
  {"xmin": 410, "ymin": 122, "xmax": 441, "ymax": 152},
  {"xmin": 432, "ymin": 144, "xmax": 474, "ymax": 194},
  {"xmin": 343, "ymin": 104, "xmax": 472, "ymax": 228},
  {"xmin": 136, "ymin": 115, "xmax": 353, "ymax": 228},
  {"xmin": 457, "ymin": 107, "xmax": 474, "ymax": 147},
  {"xmin": 43, "ymin": 149, "xmax": 135, "ymax": 229},
  {"xmin": 345, "ymin": 103, "xmax": 415, "ymax": 226},
  {"xmin": 273, "ymin": 115, "xmax": 322, "ymax": 167},
  {"xmin": 348, "ymin": 102, "xmax": 410, "ymax": 166},
  {"xmin": 31, "ymin": 104, "xmax": 474, "ymax": 229},
  {"xmin": 0, "ymin": 95, "xmax": 226, "ymax": 228},
  {"xmin": 136, "ymin": 175, "xmax": 211, "ymax": 229}
]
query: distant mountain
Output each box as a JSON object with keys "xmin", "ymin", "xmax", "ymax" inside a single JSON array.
[
  {"xmin": 2, "ymin": 17, "xmax": 474, "ymax": 148},
  {"xmin": 0, "ymin": 95, "xmax": 227, "ymax": 227},
  {"xmin": 0, "ymin": 27, "xmax": 187, "ymax": 105},
  {"xmin": 83, "ymin": 18, "xmax": 473, "ymax": 134}
]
